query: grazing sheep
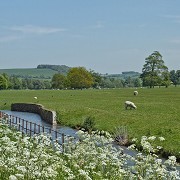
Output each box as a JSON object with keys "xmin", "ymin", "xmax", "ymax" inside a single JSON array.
[
  {"xmin": 134, "ymin": 91, "xmax": 138, "ymax": 96},
  {"xmin": 125, "ymin": 101, "xmax": 137, "ymax": 110},
  {"xmin": 34, "ymin": 97, "xmax": 37, "ymax": 99}
]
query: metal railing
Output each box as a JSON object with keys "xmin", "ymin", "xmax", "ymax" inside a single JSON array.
[{"xmin": 0, "ymin": 111, "xmax": 76, "ymax": 151}]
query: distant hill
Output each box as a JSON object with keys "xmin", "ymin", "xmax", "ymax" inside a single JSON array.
[
  {"xmin": 0, "ymin": 65, "xmax": 71, "ymax": 80},
  {"xmin": 0, "ymin": 65, "xmax": 140, "ymax": 80},
  {"xmin": 37, "ymin": 64, "xmax": 70, "ymax": 74},
  {"xmin": 103, "ymin": 71, "xmax": 141, "ymax": 80}
]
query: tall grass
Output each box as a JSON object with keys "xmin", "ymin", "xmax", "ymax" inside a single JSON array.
[{"xmin": 0, "ymin": 87, "xmax": 180, "ymax": 159}]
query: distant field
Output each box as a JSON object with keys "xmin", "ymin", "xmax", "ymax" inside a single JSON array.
[
  {"xmin": 0, "ymin": 87, "xmax": 180, "ymax": 160},
  {"xmin": 0, "ymin": 68, "xmax": 58, "ymax": 79}
]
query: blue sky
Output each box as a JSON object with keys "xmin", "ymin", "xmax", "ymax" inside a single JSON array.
[{"xmin": 0, "ymin": 0, "xmax": 180, "ymax": 74}]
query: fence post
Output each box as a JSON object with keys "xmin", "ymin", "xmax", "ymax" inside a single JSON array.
[
  {"xmin": 38, "ymin": 124, "xmax": 40, "ymax": 134},
  {"xmin": 7, "ymin": 114, "xmax": 10, "ymax": 125},
  {"xmin": 30, "ymin": 122, "xmax": 32, "ymax": 137},
  {"xmin": 9, "ymin": 115, "xmax": 12, "ymax": 127},
  {"xmin": 22, "ymin": 119, "xmax": 24, "ymax": 132},
  {"xmin": 26, "ymin": 120, "xmax": 28, "ymax": 134},
  {"xmin": 62, "ymin": 133, "xmax": 65, "ymax": 153},
  {"xmin": 34, "ymin": 123, "xmax": 36, "ymax": 135},
  {"xmin": 18, "ymin": 118, "xmax": 21, "ymax": 131}
]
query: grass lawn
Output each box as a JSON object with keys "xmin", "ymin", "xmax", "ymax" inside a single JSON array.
[{"xmin": 0, "ymin": 87, "xmax": 180, "ymax": 159}]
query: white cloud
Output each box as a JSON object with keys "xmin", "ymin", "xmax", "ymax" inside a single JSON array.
[{"xmin": 9, "ymin": 25, "xmax": 67, "ymax": 34}]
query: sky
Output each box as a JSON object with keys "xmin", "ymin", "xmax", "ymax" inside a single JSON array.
[{"xmin": 0, "ymin": 0, "xmax": 180, "ymax": 74}]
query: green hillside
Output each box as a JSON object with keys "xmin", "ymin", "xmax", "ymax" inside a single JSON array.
[
  {"xmin": 104, "ymin": 71, "xmax": 141, "ymax": 80},
  {"xmin": 0, "ymin": 68, "xmax": 58, "ymax": 79},
  {"xmin": 0, "ymin": 65, "xmax": 71, "ymax": 80}
]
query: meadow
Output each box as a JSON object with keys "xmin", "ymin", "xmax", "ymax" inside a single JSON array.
[{"xmin": 0, "ymin": 87, "xmax": 180, "ymax": 160}]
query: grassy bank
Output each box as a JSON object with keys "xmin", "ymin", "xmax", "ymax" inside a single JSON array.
[{"xmin": 0, "ymin": 87, "xmax": 180, "ymax": 159}]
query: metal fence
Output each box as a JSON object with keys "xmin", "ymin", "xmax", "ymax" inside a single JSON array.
[{"xmin": 0, "ymin": 111, "xmax": 76, "ymax": 151}]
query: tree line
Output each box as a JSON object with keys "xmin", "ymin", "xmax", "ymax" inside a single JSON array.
[{"xmin": 0, "ymin": 51, "xmax": 179, "ymax": 90}]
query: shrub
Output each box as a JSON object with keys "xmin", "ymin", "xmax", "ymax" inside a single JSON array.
[{"xmin": 82, "ymin": 116, "xmax": 96, "ymax": 133}]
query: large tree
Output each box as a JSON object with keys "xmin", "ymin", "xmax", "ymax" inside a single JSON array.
[
  {"xmin": 67, "ymin": 67, "xmax": 93, "ymax": 89},
  {"xmin": 140, "ymin": 51, "xmax": 169, "ymax": 88}
]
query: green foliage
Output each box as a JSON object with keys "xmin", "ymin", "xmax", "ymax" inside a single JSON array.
[
  {"xmin": 51, "ymin": 74, "xmax": 67, "ymax": 89},
  {"xmin": 0, "ymin": 75, "xmax": 8, "ymax": 90},
  {"xmin": 37, "ymin": 64, "xmax": 70, "ymax": 74},
  {"xmin": 141, "ymin": 51, "xmax": 169, "ymax": 88},
  {"xmin": 82, "ymin": 116, "xmax": 96, "ymax": 133},
  {"xmin": 90, "ymin": 70, "xmax": 102, "ymax": 88},
  {"xmin": 170, "ymin": 70, "xmax": 180, "ymax": 86},
  {"xmin": 9, "ymin": 77, "xmax": 22, "ymax": 89},
  {"xmin": 67, "ymin": 67, "xmax": 94, "ymax": 89}
]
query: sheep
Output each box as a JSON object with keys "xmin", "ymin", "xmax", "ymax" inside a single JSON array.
[
  {"xmin": 125, "ymin": 101, "xmax": 137, "ymax": 110},
  {"xmin": 134, "ymin": 90, "xmax": 138, "ymax": 96},
  {"xmin": 34, "ymin": 97, "xmax": 37, "ymax": 99}
]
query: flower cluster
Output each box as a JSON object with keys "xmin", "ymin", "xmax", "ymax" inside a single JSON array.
[{"xmin": 0, "ymin": 122, "xmax": 179, "ymax": 180}]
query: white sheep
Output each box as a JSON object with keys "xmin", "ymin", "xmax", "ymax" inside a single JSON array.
[
  {"xmin": 125, "ymin": 101, "xmax": 137, "ymax": 110},
  {"xmin": 134, "ymin": 91, "xmax": 138, "ymax": 96},
  {"xmin": 34, "ymin": 97, "xmax": 37, "ymax": 99}
]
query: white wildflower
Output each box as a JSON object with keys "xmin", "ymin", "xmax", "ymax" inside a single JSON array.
[
  {"xmin": 9, "ymin": 175, "xmax": 17, "ymax": 180},
  {"xmin": 148, "ymin": 136, "xmax": 156, "ymax": 141},
  {"xmin": 159, "ymin": 137, "xmax": 165, "ymax": 141}
]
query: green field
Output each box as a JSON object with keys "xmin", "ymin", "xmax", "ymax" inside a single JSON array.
[{"xmin": 0, "ymin": 87, "xmax": 180, "ymax": 160}]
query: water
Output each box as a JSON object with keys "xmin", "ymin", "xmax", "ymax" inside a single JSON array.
[{"xmin": 1, "ymin": 110, "xmax": 78, "ymax": 138}]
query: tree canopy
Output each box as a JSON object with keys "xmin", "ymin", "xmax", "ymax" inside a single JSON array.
[
  {"xmin": 170, "ymin": 70, "xmax": 180, "ymax": 87},
  {"xmin": 67, "ymin": 67, "xmax": 94, "ymax": 89},
  {"xmin": 51, "ymin": 74, "xmax": 67, "ymax": 89},
  {"xmin": 140, "ymin": 51, "xmax": 170, "ymax": 88}
]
